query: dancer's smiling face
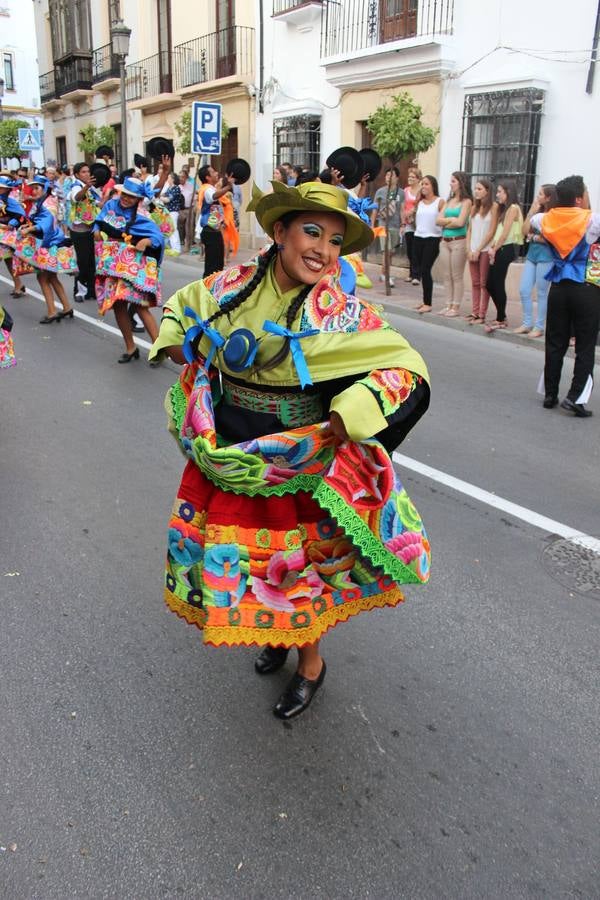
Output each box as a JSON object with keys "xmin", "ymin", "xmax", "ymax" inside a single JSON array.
[{"xmin": 272, "ymin": 211, "xmax": 345, "ymax": 291}]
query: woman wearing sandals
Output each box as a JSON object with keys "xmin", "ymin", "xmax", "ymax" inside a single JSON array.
[
  {"xmin": 402, "ymin": 167, "xmax": 422, "ymax": 285},
  {"xmin": 93, "ymin": 177, "xmax": 165, "ymax": 364},
  {"xmin": 514, "ymin": 184, "xmax": 557, "ymax": 339},
  {"xmin": 413, "ymin": 176, "xmax": 444, "ymax": 314},
  {"xmin": 485, "ymin": 181, "xmax": 523, "ymax": 332},
  {"xmin": 465, "ymin": 178, "xmax": 498, "ymax": 325},
  {"xmin": 436, "ymin": 172, "xmax": 472, "ymax": 317},
  {"xmin": 150, "ymin": 180, "xmax": 432, "ymax": 719},
  {"xmin": 14, "ymin": 176, "xmax": 76, "ymax": 324}
]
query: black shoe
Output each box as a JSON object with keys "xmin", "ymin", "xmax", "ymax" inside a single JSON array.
[
  {"xmin": 117, "ymin": 348, "xmax": 140, "ymax": 364},
  {"xmin": 39, "ymin": 314, "xmax": 61, "ymax": 324},
  {"xmin": 57, "ymin": 308, "xmax": 74, "ymax": 320},
  {"xmin": 74, "ymin": 296, "xmax": 85, "ymax": 303},
  {"xmin": 254, "ymin": 645, "xmax": 289, "ymax": 675},
  {"xmin": 560, "ymin": 397, "xmax": 593, "ymax": 417},
  {"xmin": 543, "ymin": 395, "xmax": 558, "ymax": 409},
  {"xmin": 273, "ymin": 661, "xmax": 326, "ymax": 720}
]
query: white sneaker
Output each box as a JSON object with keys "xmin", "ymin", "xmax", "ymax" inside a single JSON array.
[
  {"xmin": 378, "ymin": 274, "xmax": 385, "ymax": 282},
  {"xmin": 389, "ymin": 277, "xmax": 395, "ymax": 287}
]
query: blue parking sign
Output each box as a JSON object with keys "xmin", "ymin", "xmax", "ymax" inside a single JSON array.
[{"xmin": 191, "ymin": 102, "xmax": 222, "ymax": 155}]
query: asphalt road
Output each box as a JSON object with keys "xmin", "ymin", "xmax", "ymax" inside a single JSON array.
[{"xmin": 1, "ymin": 265, "xmax": 598, "ymax": 899}]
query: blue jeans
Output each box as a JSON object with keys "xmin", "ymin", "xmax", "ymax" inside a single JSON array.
[{"xmin": 519, "ymin": 258, "xmax": 552, "ymax": 329}]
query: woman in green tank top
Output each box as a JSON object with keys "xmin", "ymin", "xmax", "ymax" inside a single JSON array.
[{"xmin": 436, "ymin": 171, "xmax": 472, "ymax": 317}]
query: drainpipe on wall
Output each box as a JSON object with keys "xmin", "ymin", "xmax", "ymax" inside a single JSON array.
[
  {"xmin": 258, "ymin": 0, "xmax": 264, "ymax": 114},
  {"xmin": 586, "ymin": 0, "xmax": 600, "ymax": 93}
]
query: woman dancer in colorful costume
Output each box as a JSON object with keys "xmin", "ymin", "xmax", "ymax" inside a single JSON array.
[
  {"xmin": 93, "ymin": 177, "xmax": 165, "ymax": 363},
  {"xmin": 150, "ymin": 181, "xmax": 431, "ymax": 719},
  {"xmin": 15, "ymin": 176, "xmax": 76, "ymax": 324},
  {"xmin": 0, "ymin": 175, "xmax": 28, "ymax": 297}
]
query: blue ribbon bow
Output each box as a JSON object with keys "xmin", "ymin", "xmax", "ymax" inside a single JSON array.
[
  {"xmin": 263, "ymin": 320, "xmax": 319, "ymax": 388},
  {"xmin": 183, "ymin": 306, "xmax": 226, "ymax": 366},
  {"xmin": 347, "ymin": 195, "xmax": 377, "ymax": 225}
]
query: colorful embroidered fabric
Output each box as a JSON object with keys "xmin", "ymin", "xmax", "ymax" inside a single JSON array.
[
  {"xmin": 0, "ymin": 328, "xmax": 16, "ymax": 368},
  {"xmin": 162, "ymin": 360, "xmax": 430, "ymax": 647},
  {"xmin": 68, "ymin": 195, "xmax": 100, "ymax": 226},
  {"xmin": 14, "ymin": 235, "xmax": 78, "ymax": 274},
  {"xmin": 95, "ymin": 239, "xmax": 162, "ymax": 313},
  {"xmin": 149, "ymin": 202, "xmax": 175, "ymax": 237}
]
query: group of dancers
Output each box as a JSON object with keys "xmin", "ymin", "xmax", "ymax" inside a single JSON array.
[{"xmin": 0, "ymin": 148, "xmax": 172, "ymax": 363}]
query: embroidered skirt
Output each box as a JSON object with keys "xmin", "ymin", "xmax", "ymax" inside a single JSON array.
[
  {"xmin": 0, "ymin": 327, "xmax": 16, "ymax": 368},
  {"xmin": 165, "ymin": 460, "xmax": 416, "ymax": 648},
  {"xmin": 14, "ymin": 235, "xmax": 78, "ymax": 274},
  {"xmin": 95, "ymin": 239, "xmax": 162, "ymax": 314}
]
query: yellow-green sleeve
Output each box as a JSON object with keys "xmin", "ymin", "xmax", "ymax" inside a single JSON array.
[
  {"xmin": 329, "ymin": 382, "xmax": 387, "ymax": 442},
  {"xmin": 149, "ymin": 279, "xmax": 219, "ymax": 361}
]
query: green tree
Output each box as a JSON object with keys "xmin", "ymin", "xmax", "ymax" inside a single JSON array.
[
  {"xmin": 367, "ymin": 93, "xmax": 438, "ymax": 294},
  {"xmin": 174, "ymin": 108, "xmax": 229, "ymax": 156},
  {"xmin": 77, "ymin": 124, "xmax": 117, "ymax": 157},
  {"xmin": 0, "ymin": 119, "xmax": 32, "ymax": 163}
]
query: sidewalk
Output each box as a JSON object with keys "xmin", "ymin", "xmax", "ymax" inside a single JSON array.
[{"xmin": 167, "ymin": 245, "xmax": 598, "ymax": 361}]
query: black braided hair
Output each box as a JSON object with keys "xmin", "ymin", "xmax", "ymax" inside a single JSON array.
[
  {"xmin": 206, "ymin": 241, "xmax": 278, "ymax": 325},
  {"xmin": 256, "ymin": 281, "xmax": 312, "ymax": 374}
]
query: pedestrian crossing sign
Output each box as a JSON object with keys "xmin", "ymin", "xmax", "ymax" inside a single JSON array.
[{"xmin": 18, "ymin": 128, "xmax": 42, "ymax": 151}]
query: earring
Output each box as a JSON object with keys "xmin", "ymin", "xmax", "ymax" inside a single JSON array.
[{"xmin": 276, "ymin": 243, "xmax": 284, "ymax": 251}]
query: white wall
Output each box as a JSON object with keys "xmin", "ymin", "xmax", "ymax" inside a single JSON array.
[
  {"xmin": 438, "ymin": 0, "xmax": 600, "ymax": 206},
  {"xmin": 1, "ymin": 0, "xmax": 44, "ymax": 167}
]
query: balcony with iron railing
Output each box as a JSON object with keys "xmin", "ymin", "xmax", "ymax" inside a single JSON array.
[
  {"xmin": 125, "ymin": 26, "xmax": 254, "ymax": 109},
  {"xmin": 273, "ymin": 0, "xmax": 323, "ymax": 27},
  {"xmin": 92, "ymin": 43, "xmax": 121, "ymax": 88},
  {"xmin": 54, "ymin": 53, "xmax": 93, "ymax": 98},
  {"xmin": 320, "ymin": 0, "xmax": 454, "ymax": 57},
  {"xmin": 39, "ymin": 69, "xmax": 57, "ymax": 105},
  {"xmin": 174, "ymin": 25, "xmax": 254, "ymax": 91}
]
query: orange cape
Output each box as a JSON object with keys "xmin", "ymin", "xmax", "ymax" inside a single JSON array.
[{"xmin": 541, "ymin": 208, "xmax": 591, "ymax": 259}]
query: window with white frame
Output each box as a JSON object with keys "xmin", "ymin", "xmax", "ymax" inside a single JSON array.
[
  {"xmin": 273, "ymin": 115, "xmax": 321, "ymax": 173},
  {"xmin": 3, "ymin": 51, "xmax": 14, "ymax": 90}
]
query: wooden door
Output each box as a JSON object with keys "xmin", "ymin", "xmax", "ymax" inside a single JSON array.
[
  {"xmin": 379, "ymin": 0, "xmax": 418, "ymax": 43},
  {"xmin": 216, "ymin": 0, "xmax": 235, "ymax": 78}
]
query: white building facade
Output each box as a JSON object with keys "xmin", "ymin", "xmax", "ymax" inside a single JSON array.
[
  {"xmin": 1, "ymin": 0, "xmax": 44, "ymax": 169},
  {"xmin": 258, "ymin": 0, "xmax": 600, "ymax": 214}
]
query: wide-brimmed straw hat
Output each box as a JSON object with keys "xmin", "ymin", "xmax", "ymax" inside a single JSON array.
[{"xmin": 247, "ymin": 181, "xmax": 374, "ymax": 255}]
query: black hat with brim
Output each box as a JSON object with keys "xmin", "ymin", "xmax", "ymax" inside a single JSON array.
[
  {"xmin": 133, "ymin": 153, "xmax": 148, "ymax": 170},
  {"xmin": 325, "ymin": 146, "xmax": 364, "ymax": 189},
  {"xmin": 359, "ymin": 148, "xmax": 382, "ymax": 182},
  {"xmin": 90, "ymin": 162, "xmax": 111, "ymax": 188},
  {"xmin": 146, "ymin": 137, "xmax": 175, "ymax": 160},
  {"xmin": 96, "ymin": 145, "xmax": 114, "ymax": 159},
  {"xmin": 225, "ymin": 158, "xmax": 251, "ymax": 185}
]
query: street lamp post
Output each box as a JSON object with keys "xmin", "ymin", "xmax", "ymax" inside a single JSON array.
[
  {"xmin": 0, "ymin": 78, "xmax": 4, "ymax": 170},
  {"xmin": 111, "ymin": 21, "xmax": 132, "ymax": 170}
]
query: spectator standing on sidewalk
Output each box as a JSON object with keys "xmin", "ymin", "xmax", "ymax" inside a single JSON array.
[
  {"xmin": 413, "ymin": 176, "xmax": 444, "ymax": 314},
  {"xmin": 466, "ymin": 178, "xmax": 497, "ymax": 324},
  {"xmin": 515, "ymin": 184, "xmax": 557, "ymax": 338},
  {"xmin": 531, "ymin": 175, "xmax": 600, "ymax": 417},
  {"xmin": 437, "ymin": 171, "xmax": 472, "ymax": 317},
  {"xmin": 177, "ymin": 170, "xmax": 195, "ymax": 250},
  {"xmin": 485, "ymin": 180, "xmax": 523, "ymax": 332},
  {"xmin": 373, "ymin": 167, "xmax": 404, "ymax": 287},
  {"xmin": 163, "ymin": 173, "xmax": 184, "ymax": 255},
  {"xmin": 402, "ymin": 167, "xmax": 422, "ymax": 285}
]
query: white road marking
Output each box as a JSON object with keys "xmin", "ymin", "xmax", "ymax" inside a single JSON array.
[
  {"xmin": 4, "ymin": 274, "xmax": 598, "ymax": 553},
  {"xmin": 393, "ymin": 451, "xmax": 600, "ymax": 554},
  {"xmin": 0, "ymin": 275, "xmax": 153, "ymax": 349}
]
